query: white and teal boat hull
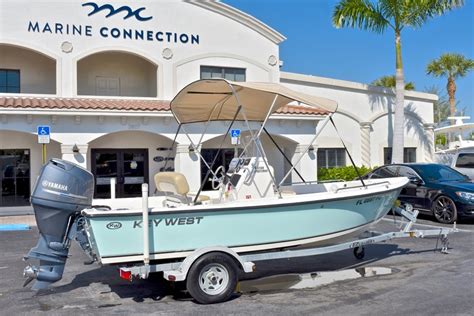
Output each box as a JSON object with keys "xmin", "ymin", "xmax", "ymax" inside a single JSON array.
[{"xmin": 83, "ymin": 178, "xmax": 406, "ymax": 264}]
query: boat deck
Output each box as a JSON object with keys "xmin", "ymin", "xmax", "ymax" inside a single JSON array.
[{"xmin": 83, "ymin": 177, "xmax": 408, "ymax": 217}]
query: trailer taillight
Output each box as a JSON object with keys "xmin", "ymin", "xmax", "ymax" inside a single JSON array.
[{"xmin": 119, "ymin": 269, "xmax": 132, "ymax": 282}]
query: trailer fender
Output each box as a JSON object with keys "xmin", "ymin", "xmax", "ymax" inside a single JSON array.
[{"xmin": 163, "ymin": 246, "xmax": 255, "ymax": 282}]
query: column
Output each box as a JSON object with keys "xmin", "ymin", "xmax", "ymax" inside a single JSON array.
[
  {"xmin": 292, "ymin": 144, "xmax": 317, "ymax": 183},
  {"xmin": 359, "ymin": 122, "xmax": 372, "ymax": 167},
  {"xmin": 174, "ymin": 143, "xmax": 201, "ymax": 192},
  {"xmin": 60, "ymin": 144, "xmax": 88, "ymax": 169},
  {"xmin": 423, "ymin": 123, "xmax": 435, "ymax": 162}
]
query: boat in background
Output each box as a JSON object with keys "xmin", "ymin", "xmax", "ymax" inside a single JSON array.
[{"xmin": 434, "ymin": 116, "xmax": 474, "ymax": 179}]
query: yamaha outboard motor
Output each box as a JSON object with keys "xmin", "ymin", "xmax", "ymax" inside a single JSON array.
[{"xmin": 23, "ymin": 159, "xmax": 94, "ymax": 290}]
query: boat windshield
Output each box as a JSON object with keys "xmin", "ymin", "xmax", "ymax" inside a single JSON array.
[{"xmin": 414, "ymin": 165, "xmax": 468, "ymax": 182}]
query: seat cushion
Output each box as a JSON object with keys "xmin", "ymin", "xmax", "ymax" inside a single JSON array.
[{"xmin": 154, "ymin": 172, "xmax": 189, "ymax": 195}]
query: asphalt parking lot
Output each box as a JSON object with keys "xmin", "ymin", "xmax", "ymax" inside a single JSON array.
[{"xmin": 0, "ymin": 216, "xmax": 473, "ymax": 316}]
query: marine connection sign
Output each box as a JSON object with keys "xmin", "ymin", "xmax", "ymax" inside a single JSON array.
[
  {"xmin": 26, "ymin": 2, "xmax": 200, "ymax": 45},
  {"xmin": 27, "ymin": 21, "xmax": 200, "ymax": 45}
]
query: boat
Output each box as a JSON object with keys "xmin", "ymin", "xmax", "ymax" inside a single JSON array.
[
  {"xmin": 434, "ymin": 116, "xmax": 474, "ymax": 178},
  {"xmin": 434, "ymin": 116, "xmax": 474, "ymax": 153},
  {"xmin": 23, "ymin": 79, "xmax": 408, "ymax": 296}
]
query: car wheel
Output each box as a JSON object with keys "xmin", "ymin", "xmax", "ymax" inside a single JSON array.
[{"xmin": 432, "ymin": 196, "xmax": 458, "ymax": 224}]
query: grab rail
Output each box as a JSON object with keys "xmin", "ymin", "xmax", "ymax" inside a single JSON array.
[
  {"xmin": 287, "ymin": 179, "xmax": 345, "ymax": 186},
  {"xmin": 335, "ymin": 181, "xmax": 390, "ymax": 193}
]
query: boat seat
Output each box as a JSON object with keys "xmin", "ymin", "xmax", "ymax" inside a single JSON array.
[{"xmin": 154, "ymin": 172, "xmax": 210, "ymax": 205}]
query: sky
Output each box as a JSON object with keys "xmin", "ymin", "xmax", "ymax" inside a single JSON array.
[{"xmin": 225, "ymin": 0, "xmax": 474, "ymax": 120}]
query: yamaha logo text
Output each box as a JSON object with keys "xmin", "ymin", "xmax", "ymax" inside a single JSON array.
[{"xmin": 42, "ymin": 180, "xmax": 68, "ymax": 192}]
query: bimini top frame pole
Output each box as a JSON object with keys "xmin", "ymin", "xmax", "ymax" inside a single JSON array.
[
  {"xmin": 278, "ymin": 114, "xmax": 332, "ymax": 187},
  {"xmin": 168, "ymin": 79, "xmax": 339, "ymax": 200}
]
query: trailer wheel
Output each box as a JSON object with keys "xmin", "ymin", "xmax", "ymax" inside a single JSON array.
[
  {"xmin": 186, "ymin": 252, "xmax": 238, "ymax": 304},
  {"xmin": 353, "ymin": 246, "xmax": 365, "ymax": 260}
]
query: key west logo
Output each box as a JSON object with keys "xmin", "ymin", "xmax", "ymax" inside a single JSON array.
[{"xmin": 82, "ymin": 2, "xmax": 153, "ymax": 22}]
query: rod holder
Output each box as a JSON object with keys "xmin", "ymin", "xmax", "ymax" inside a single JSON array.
[
  {"xmin": 142, "ymin": 183, "xmax": 150, "ymax": 266},
  {"xmin": 110, "ymin": 178, "xmax": 116, "ymax": 199}
]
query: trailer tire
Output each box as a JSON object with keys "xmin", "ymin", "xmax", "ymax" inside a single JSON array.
[{"xmin": 186, "ymin": 252, "xmax": 238, "ymax": 304}]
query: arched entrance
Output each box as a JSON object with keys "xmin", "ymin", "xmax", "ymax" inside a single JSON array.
[
  {"xmin": 77, "ymin": 51, "xmax": 157, "ymax": 97},
  {"xmin": 0, "ymin": 44, "xmax": 56, "ymax": 94},
  {"xmin": 88, "ymin": 130, "xmax": 175, "ymax": 198}
]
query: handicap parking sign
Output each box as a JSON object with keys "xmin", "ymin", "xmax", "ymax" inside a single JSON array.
[
  {"xmin": 37, "ymin": 126, "xmax": 50, "ymax": 144},
  {"xmin": 230, "ymin": 129, "xmax": 240, "ymax": 145},
  {"xmin": 231, "ymin": 129, "xmax": 240, "ymax": 137}
]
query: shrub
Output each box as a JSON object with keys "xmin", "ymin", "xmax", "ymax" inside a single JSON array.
[{"xmin": 317, "ymin": 165, "xmax": 374, "ymax": 181}]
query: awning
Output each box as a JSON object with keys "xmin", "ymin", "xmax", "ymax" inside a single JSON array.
[{"xmin": 170, "ymin": 79, "xmax": 338, "ymax": 124}]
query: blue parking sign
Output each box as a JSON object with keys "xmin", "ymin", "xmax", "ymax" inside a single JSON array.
[
  {"xmin": 231, "ymin": 129, "xmax": 240, "ymax": 137},
  {"xmin": 37, "ymin": 126, "xmax": 50, "ymax": 136},
  {"xmin": 37, "ymin": 126, "xmax": 50, "ymax": 144}
]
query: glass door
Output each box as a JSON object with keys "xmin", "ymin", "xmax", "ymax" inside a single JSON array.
[
  {"xmin": 91, "ymin": 149, "xmax": 148, "ymax": 198},
  {"xmin": 0, "ymin": 149, "xmax": 30, "ymax": 206},
  {"xmin": 122, "ymin": 150, "xmax": 147, "ymax": 198}
]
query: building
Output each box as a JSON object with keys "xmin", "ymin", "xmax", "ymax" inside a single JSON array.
[{"xmin": 0, "ymin": 0, "xmax": 436, "ymax": 213}]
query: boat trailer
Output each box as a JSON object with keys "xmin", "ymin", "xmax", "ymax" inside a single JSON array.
[{"xmin": 117, "ymin": 193, "xmax": 457, "ymax": 302}]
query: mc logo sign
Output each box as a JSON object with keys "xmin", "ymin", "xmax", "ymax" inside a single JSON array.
[{"xmin": 82, "ymin": 2, "xmax": 153, "ymax": 21}]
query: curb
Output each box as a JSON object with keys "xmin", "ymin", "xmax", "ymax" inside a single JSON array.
[{"xmin": 0, "ymin": 215, "xmax": 37, "ymax": 227}]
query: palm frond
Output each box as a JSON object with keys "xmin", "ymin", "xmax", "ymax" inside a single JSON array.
[
  {"xmin": 332, "ymin": 0, "xmax": 392, "ymax": 33},
  {"xmin": 371, "ymin": 75, "xmax": 415, "ymax": 90},
  {"xmin": 400, "ymin": 0, "xmax": 464, "ymax": 29},
  {"xmin": 426, "ymin": 53, "xmax": 474, "ymax": 79}
]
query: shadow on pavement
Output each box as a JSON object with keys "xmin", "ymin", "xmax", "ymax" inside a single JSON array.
[{"xmin": 34, "ymin": 241, "xmax": 445, "ymax": 303}]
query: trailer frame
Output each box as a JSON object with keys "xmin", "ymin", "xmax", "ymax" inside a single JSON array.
[{"xmin": 119, "ymin": 205, "xmax": 457, "ymax": 284}]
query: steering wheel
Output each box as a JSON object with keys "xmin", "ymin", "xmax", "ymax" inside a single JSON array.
[{"xmin": 211, "ymin": 166, "xmax": 226, "ymax": 190}]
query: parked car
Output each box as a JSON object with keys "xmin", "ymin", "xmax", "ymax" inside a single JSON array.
[
  {"xmin": 435, "ymin": 148, "xmax": 474, "ymax": 180},
  {"xmin": 363, "ymin": 163, "xmax": 474, "ymax": 224},
  {"xmin": 452, "ymin": 150, "xmax": 474, "ymax": 180}
]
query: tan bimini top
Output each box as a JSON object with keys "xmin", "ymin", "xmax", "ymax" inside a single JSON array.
[{"xmin": 170, "ymin": 79, "xmax": 338, "ymax": 124}]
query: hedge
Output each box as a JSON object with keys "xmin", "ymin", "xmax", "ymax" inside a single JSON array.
[{"xmin": 317, "ymin": 165, "xmax": 374, "ymax": 181}]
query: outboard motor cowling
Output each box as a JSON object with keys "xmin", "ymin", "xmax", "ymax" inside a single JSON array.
[{"xmin": 24, "ymin": 159, "xmax": 94, "ymax": 290}]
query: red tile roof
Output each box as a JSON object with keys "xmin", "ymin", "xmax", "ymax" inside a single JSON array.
[
  {"xmin": 0, "ymin": 96, "xmax": 329, "ymax": 116},
  {"xmin": 276, "ymin": 104, "xmax": 328, "ymax": 115},
  {"xmin": 0, "ymin": 96, "xmax": 170, "ymax": 112}
]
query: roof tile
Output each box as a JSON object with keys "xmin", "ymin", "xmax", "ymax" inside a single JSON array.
[{"xmin": 0, "ymin": 96, "xmax": 328, "ymax": 116}]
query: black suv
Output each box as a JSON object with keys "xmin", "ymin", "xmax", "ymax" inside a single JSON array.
[{"xmin": 363, "ymin": 163, "xmax": 474, "ymax": 224}]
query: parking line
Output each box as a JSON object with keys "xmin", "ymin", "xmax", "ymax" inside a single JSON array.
[{"xmin": 0, "ymin": 224, "xmax": 30, "ymax": 231}]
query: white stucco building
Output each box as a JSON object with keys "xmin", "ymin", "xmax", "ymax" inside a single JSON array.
[{"xmin": 0, "ymin": 0, "xmax": 436, "ymax": 213}]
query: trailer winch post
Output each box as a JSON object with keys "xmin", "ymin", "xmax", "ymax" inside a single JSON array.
[{"xmin": 142, "ymin": 183, "xmax": 150, "ymax": 275}]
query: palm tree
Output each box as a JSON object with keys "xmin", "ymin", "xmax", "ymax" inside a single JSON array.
[
  {"xmin": 332, "ymin": 0, "xmax": 464, "ymax": 163},
  {"xmin": 426, "ymin": 53, "xmax": 474, "ymax": 121},
  {"xmin": 371, "ymin": 75, "xmax": 415, "ymax": 90}
]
